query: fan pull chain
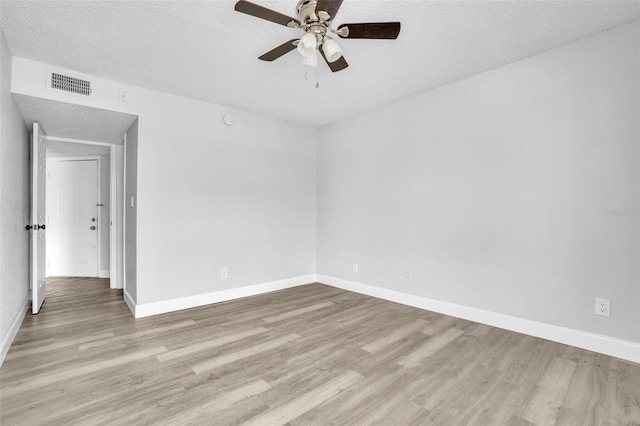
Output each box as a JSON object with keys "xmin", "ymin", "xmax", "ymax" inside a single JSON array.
[
  {"xmin": 315, "ymin": 64, "xmax": 319, "ymax": 89},
  {"xmin": 304, "ymin": 63, "xmax": 309, "ymax": 81}
]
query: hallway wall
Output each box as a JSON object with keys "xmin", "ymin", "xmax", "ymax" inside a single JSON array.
[{"xmin": 0, "ymin": 29, "xmax": 30, "ymax": 364}]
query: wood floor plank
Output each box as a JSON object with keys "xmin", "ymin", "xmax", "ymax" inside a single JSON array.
[
  {"xmin": 361, "ymin": 318, "xmax": 428, "ymax": 353},
  {"xmin": 191, "ymin": 333, "xmax": 301, "ymax": 374},
  {"xmin": 397, "ymin": 327, "xmax": 465, "ymax": 367},
  {"xmin": 1, "ymin": 277, "xmax": 638, "ymax": 426},
  {"xmin": 262, "ymin": 301, "xmax": 334, "ymax": 323},
  {"xmin": 462, "ymin": 379, "xmax": 527, "ymax": 425},
  {"xmin": 601, "ymin": 357, "xmax": 640, "ymax": 423},
  {"xmin": 1, "ymin": 345, "xmax": 168, "ymax": 396},
  {"xmin": 4, "ymin": 331, "xmax": 114, "ymax": 358},
  {"xmin": 137, "ymin": 319, "xmax": 196, "ymax": 336},
  {"xmin": 289, "ymin": 363, "xmax": 416, "ymax": 425},
  {"xmin": 421, "ymin": 315, "xmax": 458, "ymax": 335},
  {"xmin": 243, "ymin": 369, "xmax": 363, "ymax": 426},
  {"xmin": 157, "ymin": 326, "xmax": 268, "ymax": 362},
  {"xmin": 522, "ymin": 356, "xmax": 578, "ymax": 424},
  {"xmin": 422, "ymin": 363, "xmax": 503, "ymax": 423},
  {"xmin": 135, "ymin": 379, "xmax": 272, "ymax": 426},
  {"xmin": 346, "ymin": 396, "xmax": 430, "ymax": 425},
  {"xmin": 16, "ymin": 359, "xmax": 192, "ymax": 425}
]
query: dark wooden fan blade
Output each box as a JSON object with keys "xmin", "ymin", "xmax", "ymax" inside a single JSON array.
[
  {"xmin": 258, "ymin": 39, "xmax": 299, "ymax": 61},
  {"xmin": 320, "ymin": 49, "xmax": 349, "ymax": 72},
  {"xmin": 316, "ymin": 0, "xmax": 343, "ymax": 20},
  {"xmin": 337, "ymin": 22, "xmax": 401, "ymax": 39},
  {"xmin": 234, "ymin": 0, "xmax": 300, "ymax": 27}
]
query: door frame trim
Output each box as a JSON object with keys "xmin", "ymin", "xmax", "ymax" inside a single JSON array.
[{"xmin": 46, "ymin": 136, "xmax": 124, "ymax": 289}]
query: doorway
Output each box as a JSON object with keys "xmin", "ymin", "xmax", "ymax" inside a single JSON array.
[
  {"xmin": 44, "ymin": 136, "xmax": 123, "ymax": 290},
  {"xmin": 46, "ymin": 156, "xmax": 103, "ymax": 278},
  {"xmin": 14, "ymin": 94, "xmax": 137, "ymax": 310}
]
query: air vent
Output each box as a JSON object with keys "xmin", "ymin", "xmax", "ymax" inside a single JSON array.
[
  {"xmin": 51, "ymin": 72, "xmax": 91, "ymax": 96},
  {"xmin": 46, "ymin": 68, "xmax": 95, "ymax": 99}
]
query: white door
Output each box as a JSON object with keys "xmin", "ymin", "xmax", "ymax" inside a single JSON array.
[
  {"xmin": 46, "ymin": 160, "xmax": 99, "ymax": 277},
  {"xmin": 31, "ymin": 123, "xmax": 47, "ymax": 314}
]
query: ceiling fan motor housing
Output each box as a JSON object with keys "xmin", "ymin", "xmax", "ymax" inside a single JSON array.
[
  {"xmin": 297, "ymin": 0, "xmax": 330, "ymax": 41},
  {"xmin": 297, "ymin": 0, "xmax": 320, "ymax": 24}
]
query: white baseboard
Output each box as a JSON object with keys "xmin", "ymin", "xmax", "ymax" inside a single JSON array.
[
  {"xmin": 98, "ymin": 270, "xmax": 110, "ymax": 278},
  {"xmin": 132, "ymin": 275, "xmax": 316, "ymax": 319},
  {"xmin": 0, "ymin": 291, "xmax": 31, "ymax": 368},
  {"xmin": 316, "ymin": 275, "xmax": 640, "ymax": 364}
]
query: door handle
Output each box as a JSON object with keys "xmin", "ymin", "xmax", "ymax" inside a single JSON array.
[{"xmin": 90, "ymin": 226, "xmax": 96, "ymax": 230}]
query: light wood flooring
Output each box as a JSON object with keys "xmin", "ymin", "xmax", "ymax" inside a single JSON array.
[{"xmin": 1, "ymin": 277, "xmax": 638, "ymax": 425}]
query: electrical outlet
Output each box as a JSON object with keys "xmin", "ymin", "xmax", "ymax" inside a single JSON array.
[
  {"xmin": 404, "ymin": 269, "xmax": 412, "ymax": 279},
  {"xmin": 353, "ymin": 264, "xmax": 359, "ymax": 274},
  {"xmin": 119, "ymin": 90, "xmax": 127, "ymax": 102},
  {"xmin": 595, "ymin": 298, "xmax": 610, "ymax": 317},
  {"xmin": 220, "ymin": 268, "xmax": 228, "ymax": 279}
]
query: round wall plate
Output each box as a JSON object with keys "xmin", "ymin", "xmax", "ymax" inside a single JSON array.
[{"xmin": 223, "ymin": 114, "xmax": 234, "ymax": 126}]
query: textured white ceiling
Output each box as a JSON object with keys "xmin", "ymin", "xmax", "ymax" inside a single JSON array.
[
  {"xmin": 2, "ymin": 1, "xmax": 639, "ymax": 127},
  {"xmin": 14, "ymin": 94, "xmax": 138, "ymax": 144}
]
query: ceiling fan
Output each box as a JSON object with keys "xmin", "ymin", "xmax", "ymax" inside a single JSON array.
[{"xmin": 234, "ymin": 0, "xmax": 401, "ymax": 72}]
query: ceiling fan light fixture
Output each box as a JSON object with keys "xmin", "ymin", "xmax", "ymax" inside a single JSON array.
[
  {"xmin": 322, "ymin": 37, "xmax": 342, "ymax": 63},
  {"xmin": 297, "ymin": 32, "xmax": 317, "ymax": 58},
  {"xmin": 304, "ymin": 51, "xmax": 319, "ymax": 67}
]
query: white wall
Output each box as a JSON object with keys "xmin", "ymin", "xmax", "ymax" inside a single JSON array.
[
  {"xmin": 124, "ymin": 118, "xmax": 138, "ymax": 303},
  {"xmin": 11, "ymin": 57, "xmax": 317, "ymax": 307},
  {"xmin": 114, "ymin": 144, "xmax": 125, "ymax": 290},
  {"xmin": 135, "ymin": 103, "xmax": 317, "ymax": 304},
  {"xmin": 317, "ymin": 21, "xmax": 639, "ymax": 343},
  {"xmin": 99, "ymin": 154, "xmax": 110, "ymax": 274},
  {"xmin": 0, "ymin": 29, "xmax": 30, "ymax": 364}
]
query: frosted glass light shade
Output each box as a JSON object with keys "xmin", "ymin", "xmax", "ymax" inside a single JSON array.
[
  {"xmin": 297, "ymin": 32, "xmax": 317, "ymax": 58},
  {"xmin": 322, "ymin": 38, "xmax": 342, "ymax": 63},
  {"xmin": 304, "ymin": 51, "xmax": 318, "ymax": 67}
]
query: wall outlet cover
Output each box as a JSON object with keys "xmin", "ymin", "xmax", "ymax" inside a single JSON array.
[{"xmin": 595, "ymin": 298, "xmax": 610, "ymax": 317}]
